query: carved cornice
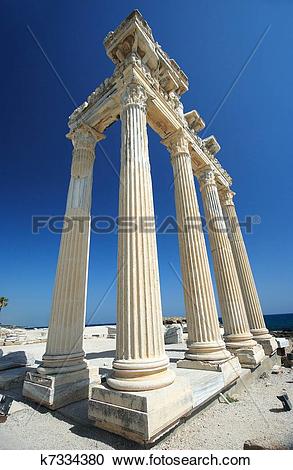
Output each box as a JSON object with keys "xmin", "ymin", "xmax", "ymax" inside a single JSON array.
[
  {"xmin": 103, "ymin": 9, "xmax": 188, "ymax": 97},
  {"xmin": 66, "ymin": 12, "xmax": 233, "ymax": 187},
  {"xmin": 184, "ymin": 110, "xmax": 205, "ymax": 133},
  {"xmin": 202, "ymin": 136, "xmax": 221, "ymax": 155}
]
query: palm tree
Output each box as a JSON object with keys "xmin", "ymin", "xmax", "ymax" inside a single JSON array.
[{"xmin": 0, "ymin": 297, "xmax": 8, "ymax": 312}]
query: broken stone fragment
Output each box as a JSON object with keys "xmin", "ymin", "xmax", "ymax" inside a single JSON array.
[
  {"xmin": 164, "ymin": 324, "xmax": 184, "ymax": 344},
  {"xmin": 244, "ymin": 439, "xmax": 287, "ymax": 450},
  {"xmin": 271, "ymin": 364, "xmax": 282, "ymax": 374},
  {"xmin": 0, "ymin": 351, "xmax": 35, "ymax": 371}
]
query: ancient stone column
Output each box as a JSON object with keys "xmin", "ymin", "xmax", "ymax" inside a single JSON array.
[
  {"xmin": 23, "ymin": 124, "xmax": 102, "ymax": 408},
  {"xmin": 107, "ymin": 83, "xmax": 175, "ymax": 391},
  {"xmin": 163, "ymin": 130, "xmax": 239, "ymax": 376},
  {"xmin": 39, "ymin": 125, "xmax": 102, "ymax": 373},
  {"xmin": 219, "ymin": 188, "xmax": 277, "ymax": 355},
  {"xmin": 198, "ymin": 167, "xmax": 265, "ymax": 367}
]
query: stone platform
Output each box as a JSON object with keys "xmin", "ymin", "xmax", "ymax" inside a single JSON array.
[
  {"xmin": 88, "ymin": 352, "xmax": 281, "ymax": 445},
  {"xmin": 88, "ymin": 376, "xmax": 193, "ymax": 444}
]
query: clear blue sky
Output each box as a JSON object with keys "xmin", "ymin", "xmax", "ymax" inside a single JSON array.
[{"xmin": 1, "ymin": 0, "xmax": 293, "ymax": 327}]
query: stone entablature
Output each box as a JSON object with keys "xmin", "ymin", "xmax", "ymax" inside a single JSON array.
[{"xmin": 68, "ymin": 10, "xmax": 232, "ymax": 188}]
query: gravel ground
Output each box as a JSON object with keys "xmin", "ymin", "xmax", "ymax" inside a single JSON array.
[
  {"xmin": 0, "ymin": 365, "xmax": 292, "ymax": 450},
  {"xmin": 157, "ymin": 367, "xmax": 293, "ymax": 450}
]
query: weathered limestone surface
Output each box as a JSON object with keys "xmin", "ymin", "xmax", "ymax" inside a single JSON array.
[
  {"xmin": 26, "ymin": 10, "xmax": 273, "ymax": 443},
  {"xmin": 0, "ymin": 351, "xmax": 34, "ymax": 371},
  {"xmin": 23, "ymin": 125, "xmax": 104, "ymax": 409},
  {"xmin": 23, "ymin": 368, "xmax": 100, "ymax": 410},
  {"xmin": 89, "ymin": 376, "xmax": 193, "ymax": 444},
  {"xmin": 164, "ymin": 324, "xmax": 184, "ymax": 344},
  {"xmin": 40, "ymin": 125, "xmax": 103, "ymax": 375},
  {"xmin": 219, "ymin": 189, "xmax": 277, "ymax": 355},
  {"xmin": 106, "ymin": 83, "xmax": 175, "ymax": 392},
  {"xmin": 0, "ymin": 367, "xmax": 29, "ymax": 390},
  {"xmin": 199, "ymin": 168, "xmax": 265, "ymax": 368},
  {"xmin": 162, "ymin": 130, "xmax": 235, "ymax": 370},
  {"xmin": 177, "ymin": 356, "xmax": 241, "ymax": 387}
]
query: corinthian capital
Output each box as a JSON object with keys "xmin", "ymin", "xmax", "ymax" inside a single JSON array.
[
  {"xmin": 162, "ymin": 129, "xmax": 190, "ymax": 160},
  {"xmin": 67, "ymin": 124, "xmax": 104, "ymax": 151},
  {"xmin": 219, "ymin": 188, "xmax": 235, "ymax": 206},
  {"xmin": 67, "ymin": 124, "xmax": 105, "ymax": 178},
  {"xmin": 121, "ymin": 83, "xmax": 147, "ymax": 111},
  {"xmin": 198, "ymin": 167, "xmax": 216, "ymax": 187}
]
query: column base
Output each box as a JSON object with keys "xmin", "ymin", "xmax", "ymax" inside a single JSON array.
[
  {"xmin": 107, "ymin": 356, "xmax": 175, "ymax": 392},
  {"xmin": 232, "ymin": 344, "xmax": 265, "ymax": 369},
  {"xmin": 39, "ymin": 351, "xmax": 87, "ymax": 375},
  {"xmin": 177, "ymin": 355, "xmax": 241, "ymax": 386},
  {"xmin": 23, "ymin": 367, "xmax": 99, "ymax": 410},
  {"xmin": 253, "ymin": 336, "xmax": 278, "ymax": 355},
  {"xmin": 224, "ymin": 332, "xmax": 257, "ymax": 350},
  {"xmin": 184, "ymin": 340, "xmax": 232, "ymax": 362},
  {"xmin": 88, "ymin": 376, "xmax": 193, "ymax": 444}
]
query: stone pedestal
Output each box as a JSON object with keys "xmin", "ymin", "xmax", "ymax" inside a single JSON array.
[
  {"xmin": 235, "ymin": 344, "xmax": 266, "ymax": 369},
  {"xmin": 198, "ymin": 168, "xmax": 265, "ymax": 368},
  {"xmin": 88, "ymin": 376, "xmax": 193, "ymax": 444},
  {"xmin": 162, "ymin": 130, "xmax": 235, "ymax": 373},
  {"xmin": 23, "ymin": 367, "xmax": 99, "ymax": 410},
  {"xmin": 23, "ymin": 124, "xmax": 103, "ymax": 408},
  {"xmin": 256, "ymin": 337, "xmax": 278, "ymax": 356},
  {"xmin": 219, "ymin": 188, "xmax": 277, "ymax": 355}
]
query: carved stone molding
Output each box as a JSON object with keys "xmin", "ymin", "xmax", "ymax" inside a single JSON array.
[
  {"xmin": 184, "ymin": 110, "xmax": 205, "ymax": 133},
  {"xmin": 162, "ymin": 129, "xmax": 190, "ymax": 160},
  {"xmin": 68, "ymin": 10, "xmax": 232, "ymax": 188},
  {"xmin": 67, "ymin": 125, "xmax": 105, "ymax": 178},
  {"xmin": 198, "ymin": 167, "xmax": 216, "ymax": 187},
  {"xmin": 202, "ymin": 136, "xmax": 221, "ymax": 155},
  {"xmin": 67, "ymin": 124, "xmax": 104, "ymax": 150},
  {"xmin": 121, "ymin": 83, "xmax": 148, "ymax": 111},
  {"xmin": 219, "ymin": 188, "xmax": 235, "ymax": 206}
]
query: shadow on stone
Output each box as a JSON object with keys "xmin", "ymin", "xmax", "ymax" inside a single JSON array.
[{"xmin": 85, "ymin": 351, "xmax": 115, "ymax": 360}]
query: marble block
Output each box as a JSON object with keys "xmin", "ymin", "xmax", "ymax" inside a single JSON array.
[
  {"xmin": 276, "ymin": 337, "xmax": 289, "ymax": 348},
  {"xmin": 177, "ymin": 355, "xmax": 241, "ymax": 386},
  {"xmin": 0, "ymin": 367, "xmax": 28, "ymax": 390},
  {"xmin": 0, "ymin": 351, "xmax": 35, "ymax": 371},
  {"xmin": 88, "ymin": 376, "xmax": 193, "ymax": 444},
  {"xmin": 164, "ymin": 325, "xmax": 183, "ymax": 344},
  {"xmin": 255, "ymin": 336, "xmax": 278, "ymax": 355},
  {"xmin": 235, "ymin": 343, "xmax": 265, "ymax": 369},
  {"xmin": 23, "ymin": 367, "xmax": 100, "ymax": 410}
]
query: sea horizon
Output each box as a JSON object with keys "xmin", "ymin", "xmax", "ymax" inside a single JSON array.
[{"xmin": 1, "ymin": 312, "xmax": 293, "ymax": 331}]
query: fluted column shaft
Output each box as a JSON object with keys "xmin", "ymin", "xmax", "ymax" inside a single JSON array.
[
  {"xmin": 107, "ymin": 83, "xmax": 174, "ymax": 391},
  {"xmin": 39, "ymin": 125, "xmax": 102, "ymax": 374},
  {"xmin": 163, "ymin": 131, "xmax": 230, "ymax": 363},
  {"xmin": 219, "ymin": 189, "xmax": 276, "ymax": 351},
  {"xmin": 199, "ymin": 168, "xmax": 256, "ymax": 351}
]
